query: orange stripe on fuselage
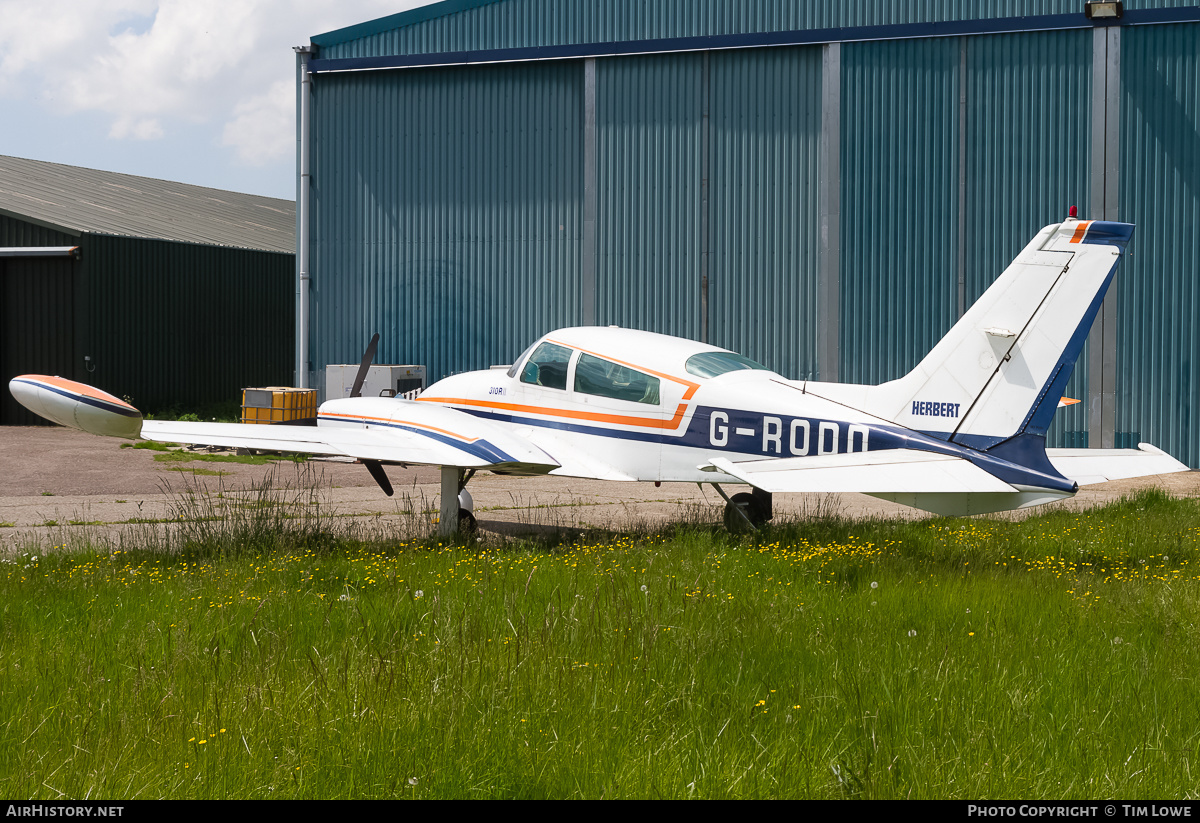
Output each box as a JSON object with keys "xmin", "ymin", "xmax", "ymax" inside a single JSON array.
[
  {"xmin": 1069, "ymin": 221, "xmax": 1093, "ymax": 244},
  {"xmin": 27, "ymin": 375, "xmax": 137, "ymax": 410},
  {"xmin": 417, "ymin": 396, "xmax": 689, "ymax": 430},
  {"xmin": 320, "ymin": 411, "xmax": 478, "ymax": 442}
]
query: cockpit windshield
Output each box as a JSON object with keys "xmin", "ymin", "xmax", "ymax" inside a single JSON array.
[
  {"xmin": 506, "ymin": 341, "xmax": 538, "ymax": 379},
  {"xmin": 684, "ymin": 351, "xmax": 771, "ymax": 379}
]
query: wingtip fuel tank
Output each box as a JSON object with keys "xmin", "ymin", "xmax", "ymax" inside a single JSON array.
[{"xmin": 8, "ymin": 375, "xmax": 143, "ymax": 439}]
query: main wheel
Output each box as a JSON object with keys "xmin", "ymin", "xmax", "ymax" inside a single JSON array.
[
  {"xmin": 724, "ymin": 492, "xmax": 768, "ymax": 533},
  {"xmin": 458, "ymin": 509, "xmax": 478, "ymax": 535}
]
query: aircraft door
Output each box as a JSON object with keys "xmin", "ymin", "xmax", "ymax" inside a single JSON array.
[{"xmin": 569, "ymin": 352, "xmax": 665, "ymax": 480}]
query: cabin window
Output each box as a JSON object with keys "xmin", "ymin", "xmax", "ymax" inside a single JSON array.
[
  {"xmin": 574, "ymin": 353, "xmax": 660, "ymax": 405},
  {"xmin": 520, "ymin": 342, "xmax": 572, "ymax": 390},
  {"xmin": 684, "ymin": 351, "xmax": 770, "ymax": 378}
]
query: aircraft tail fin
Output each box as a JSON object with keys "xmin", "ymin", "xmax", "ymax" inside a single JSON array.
[{"xmin": 861, "ymin": 219, "xmax": 1132, "ymax": 449}]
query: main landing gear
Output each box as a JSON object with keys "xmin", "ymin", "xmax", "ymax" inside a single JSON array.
[
  {"xmin": 440, "ymin": 467, "xmax": 478, "ymax": 536},
  {"xmin": 712, "ymin": 484, "xmax": 773, "ymax": 533}
]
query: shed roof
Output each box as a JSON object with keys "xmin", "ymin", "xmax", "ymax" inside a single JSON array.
[{"xmin": 0, "ymin": 155, "xmax": 295, "ymax": 254}]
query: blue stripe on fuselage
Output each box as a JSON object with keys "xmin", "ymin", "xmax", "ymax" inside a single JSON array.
[{"xmin": 455, "ymin": 403, "xmax": 1074, "ymax": 492}]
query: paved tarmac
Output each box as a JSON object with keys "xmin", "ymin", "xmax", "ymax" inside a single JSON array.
[{"xmin": 1, "ymin": 425, "xmax": 1196, "ymax": 552}]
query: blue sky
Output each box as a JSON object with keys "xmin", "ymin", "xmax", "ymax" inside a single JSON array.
[{"xmin": 1, "ymin": 0, "xmax": 438, "ymax": 201}]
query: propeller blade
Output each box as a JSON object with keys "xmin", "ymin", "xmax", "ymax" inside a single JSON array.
[
  {"xmin": 350, "ymin": 333, "xmax": 380, "ymax": 398},
  {"xmin": 363, "ymin": 459, "xmax": 394, "ymax": 496},
  {"xmin": 351, "ymin": 334, "xmax": 394, "ymax": 497}
]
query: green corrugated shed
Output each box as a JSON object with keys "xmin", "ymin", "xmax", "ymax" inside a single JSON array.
[{"xmin": 0, "ymin": 157, "xmax": 294, "ymax": 425}]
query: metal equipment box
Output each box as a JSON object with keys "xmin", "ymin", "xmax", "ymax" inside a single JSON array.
[{"xmin": 325, "ymin": 365, "xmax": 426, "ymax": 401}]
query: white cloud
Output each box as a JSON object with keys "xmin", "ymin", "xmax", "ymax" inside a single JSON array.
[
  {"xmin": 109, "ymin": 115, "xmax": 164, "ymax": 140},
  {"xmin": 0, "ymin": 0, "xmax": 433, "ymax": 159},
  {"xmin": 221, "ymin": 79, "xmax": 292, "ymax": 165}
]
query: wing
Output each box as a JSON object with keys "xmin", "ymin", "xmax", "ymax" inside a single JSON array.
[
  {"xmin": 148, "ymin": 399, "xmax": 560, "ymax": 473},
  {"xmin": 142, "ymin": 422, "xmax": 556, "ymax": 474},
  {"xmin": 10, "ymin": 375, "xmax": 560, "ymax": 474},
  {"xmin": 1047, "ymin": 444, "xmax": 1190, "ymax": 486},
  {"xmin": 701, "ymin": 450, "xmax": 1016, "ymax": 494}
]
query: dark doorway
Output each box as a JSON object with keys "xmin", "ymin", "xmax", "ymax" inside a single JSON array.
[{"xmin": 1, "ymin": 256, "xmax": 77, "ymax": 425}]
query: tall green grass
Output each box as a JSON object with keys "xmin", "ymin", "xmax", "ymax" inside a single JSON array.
[{"xmin": 2, "ymin": 478, "xmax": 1198, "ymax": 798}]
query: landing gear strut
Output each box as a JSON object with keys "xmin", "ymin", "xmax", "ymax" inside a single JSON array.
[
  {"xmin": 712, "ymin": 484, "xmax": 773, "ymax": 533},
  {"xmin": 439, "ymin": 467, "xmax": 478, "ymax": 536}
]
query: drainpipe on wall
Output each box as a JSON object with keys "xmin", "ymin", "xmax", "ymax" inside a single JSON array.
[{"xmin": 293, "ymin": 44, "xmax": 314, "ymax": 389}]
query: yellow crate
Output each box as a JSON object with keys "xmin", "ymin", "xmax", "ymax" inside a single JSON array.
[{"xmin": 241, "ymin": 387, "xmax": 317, "ymax": 425}]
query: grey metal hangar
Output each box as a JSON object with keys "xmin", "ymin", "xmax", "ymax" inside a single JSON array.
[{"xmin": 293, "ymin": 0, "xmax": 1200, "ymax": 470}]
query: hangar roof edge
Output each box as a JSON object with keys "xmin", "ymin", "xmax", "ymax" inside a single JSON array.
[
  {"xmin": 312, "ymin": 0, "xmax": 503, "ymax": 48},
  {"xmin": 306, "ymin": 0, "xmax": 1200, "ymax": 61}
]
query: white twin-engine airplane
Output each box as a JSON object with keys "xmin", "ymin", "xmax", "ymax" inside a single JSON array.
[{"xmin": 9, "ymin": 218, "xmax": 1190, "ymax": 533}]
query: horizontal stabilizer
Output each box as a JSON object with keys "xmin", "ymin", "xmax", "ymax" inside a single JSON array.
[
  {"xmin": 703, "ymin": 450, "xmax": 1016, "ymax": 494},
  {"xmin": 1047, "ymin": 444, "xmax": 1190, "ymax": 486}
]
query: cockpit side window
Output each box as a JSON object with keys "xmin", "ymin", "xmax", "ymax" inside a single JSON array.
[
  {"xmin": 519, "ymin": 342, "xmax": 572, "ymax": 390},
  {"xmin": 574, "ymin": 352, "xmax": 660, "ymax": 405}
]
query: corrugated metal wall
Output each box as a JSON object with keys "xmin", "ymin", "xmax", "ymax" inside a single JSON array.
[
  {"xmin": 311, "ymin": 47, "xmax": 825, "ymax": 382},
  {"xmin": 707, "ymin": 45, "xmax": 822, "ymax": 378},
  {"xmin": 1118, "ymin": 21, "xmax": 1200, "ymax": 467},
  {"xmin": 966, "ymin": 28, "xmax": 1092, "ymax": 447},
  {"xmin": 0, "ymin": 214, "xmax": 78, "ymax": 247},
  {"xmin": 0, "ymin": 256, "xmax": 76, "ymax": 425},
  {"xmin": 316, "ymin": 0, "xmax": 1198, "ymax": 59},
  {"xmin": 310, "ymin": 62, "xmax": 583, "ymax": 380},
  {"xmin": 839, "ymin": 37, "xmax": 959, "ymax": 385},
  {"xmin": 82, "ymin": 235, "xmax": 293, "ymax": 412},
  {"xmin": 596, "ymin": 54, "xmax": 702, "ymax": 339}
]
